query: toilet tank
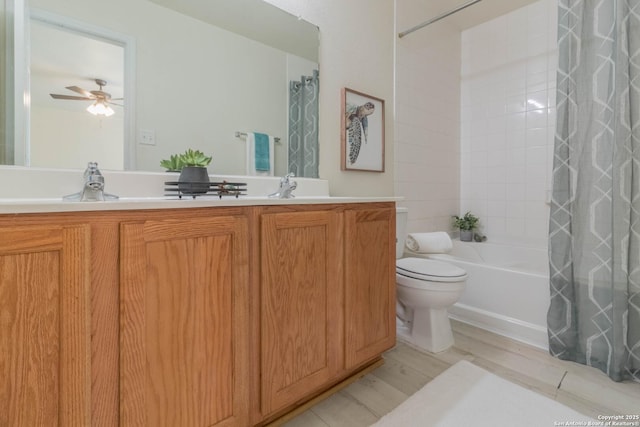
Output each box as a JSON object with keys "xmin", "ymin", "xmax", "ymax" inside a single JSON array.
[{"xmin": 396, "ymin": 207, "xmax": 408, "ymax": 259}]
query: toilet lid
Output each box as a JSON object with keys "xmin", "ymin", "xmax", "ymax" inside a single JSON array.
[{"xmin": 396, "ymin": 257, "xmax": 466, "ymax": 282}]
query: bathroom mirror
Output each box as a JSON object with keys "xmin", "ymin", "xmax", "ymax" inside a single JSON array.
[{"xmin": 1, "ymin": 0, "xmax": 319, "ymax": 176}]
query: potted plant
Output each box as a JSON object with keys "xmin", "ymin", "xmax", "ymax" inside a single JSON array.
[
  {"xmin": 161, "ymin": 149, "xmax": 213, "ymax": 194},
  {"xmin": 453, "ymin": 212, "xmax": 480, "ymax": 242}
]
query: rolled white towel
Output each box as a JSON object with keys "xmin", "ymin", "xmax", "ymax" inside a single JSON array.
[{"xmin": 405, "ymin": 232, "xmax": 453, "ymax": 254}]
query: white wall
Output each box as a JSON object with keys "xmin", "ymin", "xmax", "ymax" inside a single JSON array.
[
  {"xmin": 395, "ymin": 1, "xmax": 461, "ymax": 233},
  {"xmin": 30, "ymin": 106, "xmax": 123, "ymax": 169},
  {"xmin": 263, "ymin": 0, "xmax": 395, "ymax": 197},
  {"xmin": 460, "ymin": 0, "xmax": 557, "ymax": 247}
]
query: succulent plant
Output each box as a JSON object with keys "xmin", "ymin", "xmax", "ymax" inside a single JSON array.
[
  {"xmin": 160, "ymin": 149, "xmax": 212, "ymax": 171},
  {"xmin": 179, "ymin": 149, "xmax": 212, "ymax": 167},
  {"xmin": 160, "ymin": 154, "xmax": 184, "ymax": 172}
]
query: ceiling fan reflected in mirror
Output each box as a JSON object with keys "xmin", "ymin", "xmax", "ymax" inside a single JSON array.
[{"xmin": 49, "ymin": 78, "xmax": 123, "ymax": 117}]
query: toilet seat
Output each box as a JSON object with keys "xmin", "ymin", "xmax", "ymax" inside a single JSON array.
[{"xmin": 396, "ymin": 257, "xmax": 467, "ymax": 284}]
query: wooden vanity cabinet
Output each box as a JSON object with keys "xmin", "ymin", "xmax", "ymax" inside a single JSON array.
[
  {"xmin": 0, "ymin": 201, "xmax": 394, "ymax": 426},
  {"xmin": 258, "ymin": 207, "xmax": 344, "ymax": 417},
  {"xmin": 119, "ymin": 214, "xmax": 250, "ymax": 427},
  {"xmin": 344, "ymin": 206, "xmax": 396, "ymax": 369},
  {"xmin": 0, "ymin": 223, "xmax": 92, "ymax": 427},
  {"xmin": 254, "ymin": 202, "xmax": 396, "ymax": 422}
]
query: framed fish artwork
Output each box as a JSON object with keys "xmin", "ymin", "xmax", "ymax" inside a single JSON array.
[{"xmin": 341, "ymin": 88, "xmax": 385, "ymax": 172}]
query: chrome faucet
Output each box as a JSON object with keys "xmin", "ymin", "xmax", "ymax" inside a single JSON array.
[
  {"xmin": 63, "ymin": 162, "xmax": 119, "ymax": 201},
  {"xmin": 268, "ymin": 173, "xmax": 298, "ymax": 199}
]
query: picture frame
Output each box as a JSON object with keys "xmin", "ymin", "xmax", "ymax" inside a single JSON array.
[{"xmin": 341, "ymin": 88, "xmax": 385, "ymax": 172}]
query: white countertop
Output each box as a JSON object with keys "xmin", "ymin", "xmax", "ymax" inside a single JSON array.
[{"xmin": 0, "ymin": 196, "xmax": 401, "ymax": 214}]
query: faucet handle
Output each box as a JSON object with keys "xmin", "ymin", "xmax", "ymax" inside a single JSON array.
[{"xmin": 84, "ymin": 161, "xmax": 101, "ymax": 177}]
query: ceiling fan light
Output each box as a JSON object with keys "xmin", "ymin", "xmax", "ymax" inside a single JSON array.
[
  {"xmin": 86, "ymin": 103, "xmax": 99, "ymax": 115},
  {"xmin": 86, "ymin": 100, "xmax": 115, "ymax": 117},
  {"xmin": 94, "ymin": 102, "xmax": 107, "ymax": 115}
]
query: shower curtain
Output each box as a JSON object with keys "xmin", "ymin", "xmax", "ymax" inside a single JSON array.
[
  {"xmin": 548, "ymin": 0, "xmax": 640, "ymax": 382},
  {"xmin": 288, "ymin": 70, "xmax": 319, "ymax": 178}
]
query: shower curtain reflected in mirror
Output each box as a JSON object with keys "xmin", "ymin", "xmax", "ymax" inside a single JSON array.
[
  {"xmin": 548, "ymin": 0, "xmax": 640, "ymax": 382},
  {"xmin": 288, "ymin": 70, "xmax": 319, "ymax": 178}
]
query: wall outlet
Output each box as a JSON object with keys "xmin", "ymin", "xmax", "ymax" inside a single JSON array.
[{"xmin": 139, "ymin": 129, "xmax": 156, "ymax": 146}]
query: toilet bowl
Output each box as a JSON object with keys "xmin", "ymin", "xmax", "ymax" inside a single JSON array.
[
  {"xmin": 396, "ymin": 257, "xmax": 466, "ymax": 352},
  {"xmin": 395, "ymin": 207, "xmax": 467, "ymax": 353}
]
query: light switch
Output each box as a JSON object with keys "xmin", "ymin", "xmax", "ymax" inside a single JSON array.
[{"xmin": 139, "ymin": 129, "xmax": 156, "ymax": 145}]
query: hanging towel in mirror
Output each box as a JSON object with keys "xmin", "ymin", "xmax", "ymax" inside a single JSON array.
[
  {"xmin": 246, "ymin": 132, "xmax": 274, "ymax": 176},
  {"xmin": 254, "ymin": 132, "xmax": 270, "ymax": 171}
]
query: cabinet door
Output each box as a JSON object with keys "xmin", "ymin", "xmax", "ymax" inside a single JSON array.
[
  {"xmin": 260, "ymin": 210, "xmax": 343, "ymax": 415},
  {"xmin": 0, "ymin": 224, "xmax": 91, "ymax": 426},
  {"xmin": 120, "ymin": 216, "xmax": 249, "ymax": 427},
  {"xmin": 344, "ymin": 207, "xmax": 396, "ymax": 368}
]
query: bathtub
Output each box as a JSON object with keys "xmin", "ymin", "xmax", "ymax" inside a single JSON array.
[{"xmin": 416, "ymin": 239, "xmax": 550, "ymax": 350}]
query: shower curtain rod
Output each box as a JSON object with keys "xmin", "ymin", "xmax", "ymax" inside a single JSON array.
[{"xmin": 398, "ymin": 0, "xmax": 483, "ymax": 38}]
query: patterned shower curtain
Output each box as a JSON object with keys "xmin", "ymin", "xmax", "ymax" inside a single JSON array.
[
  {"xmin": 288, "ymin": 70, "xmax": 319, "ymax": 178},
  {"xmin": 548, "ymin": 0, "xmax": 640, "ymax": 382}
]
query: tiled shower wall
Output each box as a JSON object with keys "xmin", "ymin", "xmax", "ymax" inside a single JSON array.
[
  {"xmin": 460, "ymin": 0, "xmax": 557, "ymax": 247},
  {"xmin": 395, "ymin": 2, "xmax": 461, "ymax": 233}
]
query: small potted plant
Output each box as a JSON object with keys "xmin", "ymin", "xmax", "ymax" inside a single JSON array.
[
  {"xmin": 161, "ymin": 149, "xmax": 212, "ymax": 194},
  {"xmin": 453, "ymin": 212, "xmax": 480, "ymax": 242}
]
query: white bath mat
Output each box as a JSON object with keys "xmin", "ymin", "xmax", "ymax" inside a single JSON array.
[{"xmin": 372, "ymin": 360, "xmax": 594, "ymax": 427}]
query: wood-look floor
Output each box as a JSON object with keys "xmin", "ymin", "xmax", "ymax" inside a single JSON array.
[{"xmin": 284, "ymin": 320, "xmax": 640, "ymax": 426}]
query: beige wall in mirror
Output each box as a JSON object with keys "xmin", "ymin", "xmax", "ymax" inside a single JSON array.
[{"xmin": 3, "ymin": 0, "xmax": 319, "ymax": 176}]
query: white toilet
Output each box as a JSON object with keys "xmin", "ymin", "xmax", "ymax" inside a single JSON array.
[{"xmin": 395, "ymin": 208, "xmax": 467, "ymax": 353}]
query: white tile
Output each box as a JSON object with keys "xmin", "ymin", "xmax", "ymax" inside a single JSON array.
[
  {"xmin": 527, "ymin": 56, "xmax": 548, "ymax": 76},
  {"xmin": 507, "ymin": 164, "xmax": 526, "ymax": 183},
  {"xmin": 508, "ymin": 148, "xmax": 526, "ymax": 165},
  {"xmin": 487, "ymin": 182, "xmax": 506, "ymax": 200},
  {"xmin": 487, "ymin": 133, "xmax": 508, "ymax": 151},
  {"xmin": 526, "ymin": 128, "xmax": 548, "ymax": 147},
  {"xmin": 506, "ymin": 201, "xmax": 526, "ymax": 218},
  {"xmin": 525, "ymin": 218, "xmax": 548, "ymax": 238},
  {"xmin": 526, "ymin": 179, "xmax": 547, "ymax": 201},
  {"xmin": 525, "ymin": 201, "xmax": 551, "ymax": 220},
  {"xmin": 526, "ymin": 109, "xmax": 548, "ymax": 129},
  {"xmin": 487, "ymin": 167, "xmax": 506, "ymax": 184},
  {"xmin": 506, "ymin": 130, "xmax": 526, "ymax": 148},
  {"xmin": 506, "ymin": 112, "xmax": 526, "ymax": 132},
  {"xmin": 471, "ymin": 167, "xmax": 488, "ymax": 184},
  {"xmin": 526, "ymin": 90, "xmax": 548, "ymax": 111},
  {"xmin": 526, "ymin": 146, "xmax": 548, "ymax": 165},
  {"xmin": 488, "ymin": 201, "xmax": 506, "ymax": 217},
  {"xmin": 528, "ymin": 34, "xmax": 548, "ymax": 57},
  {"xmin": 470, "ymin": 134, "xmax": 488, "ymax": 152},
  {"xmin": 487, "ymin": 149, "xmax": 507, "ymax": 167},
  {"xmin": 486, "ymin": 216, "xmax": 507, "ymax": 236},
  {"xmin": 471, "ymin": 151, "xmax": 488, "ymax": 168},
  {"xmin": 527, "ymin": 71, "xmax": 548, "ymax": 92},
  {"xmin": 506, "ymin": 183, "xmax": 526, "ymax": 201},
  {"xmin": 506, "ymin": 94, "xmax": 526, "ymax": 113},
  {"xmin": 506, "ymin": 217, "xmax": 526, "ymax": 237}
]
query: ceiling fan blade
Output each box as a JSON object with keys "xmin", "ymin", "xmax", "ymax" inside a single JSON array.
[
  {"xmin": 65, "ymin": 86, "xmax": 94, "ymax": 98},
  {"xmin": 50, "ymin": 94, "xmax": 93, "ymax": 100},
  {"xmin": 109, "ymin": 102, "xmax": 124, "ymax": 107},
  {"xmin": 110, "ymin": 97, "xmax": 124, "ymax": 101}
]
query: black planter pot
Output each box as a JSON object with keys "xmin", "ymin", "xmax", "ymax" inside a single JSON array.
[{"xmin": 178, "ymin": 166, "xmax": 210, "ymax": 195}]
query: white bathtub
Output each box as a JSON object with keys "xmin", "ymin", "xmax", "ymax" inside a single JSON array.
[{"xmin": 416, "ymin": 239, "xmax": 550, "ymax": 350}]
